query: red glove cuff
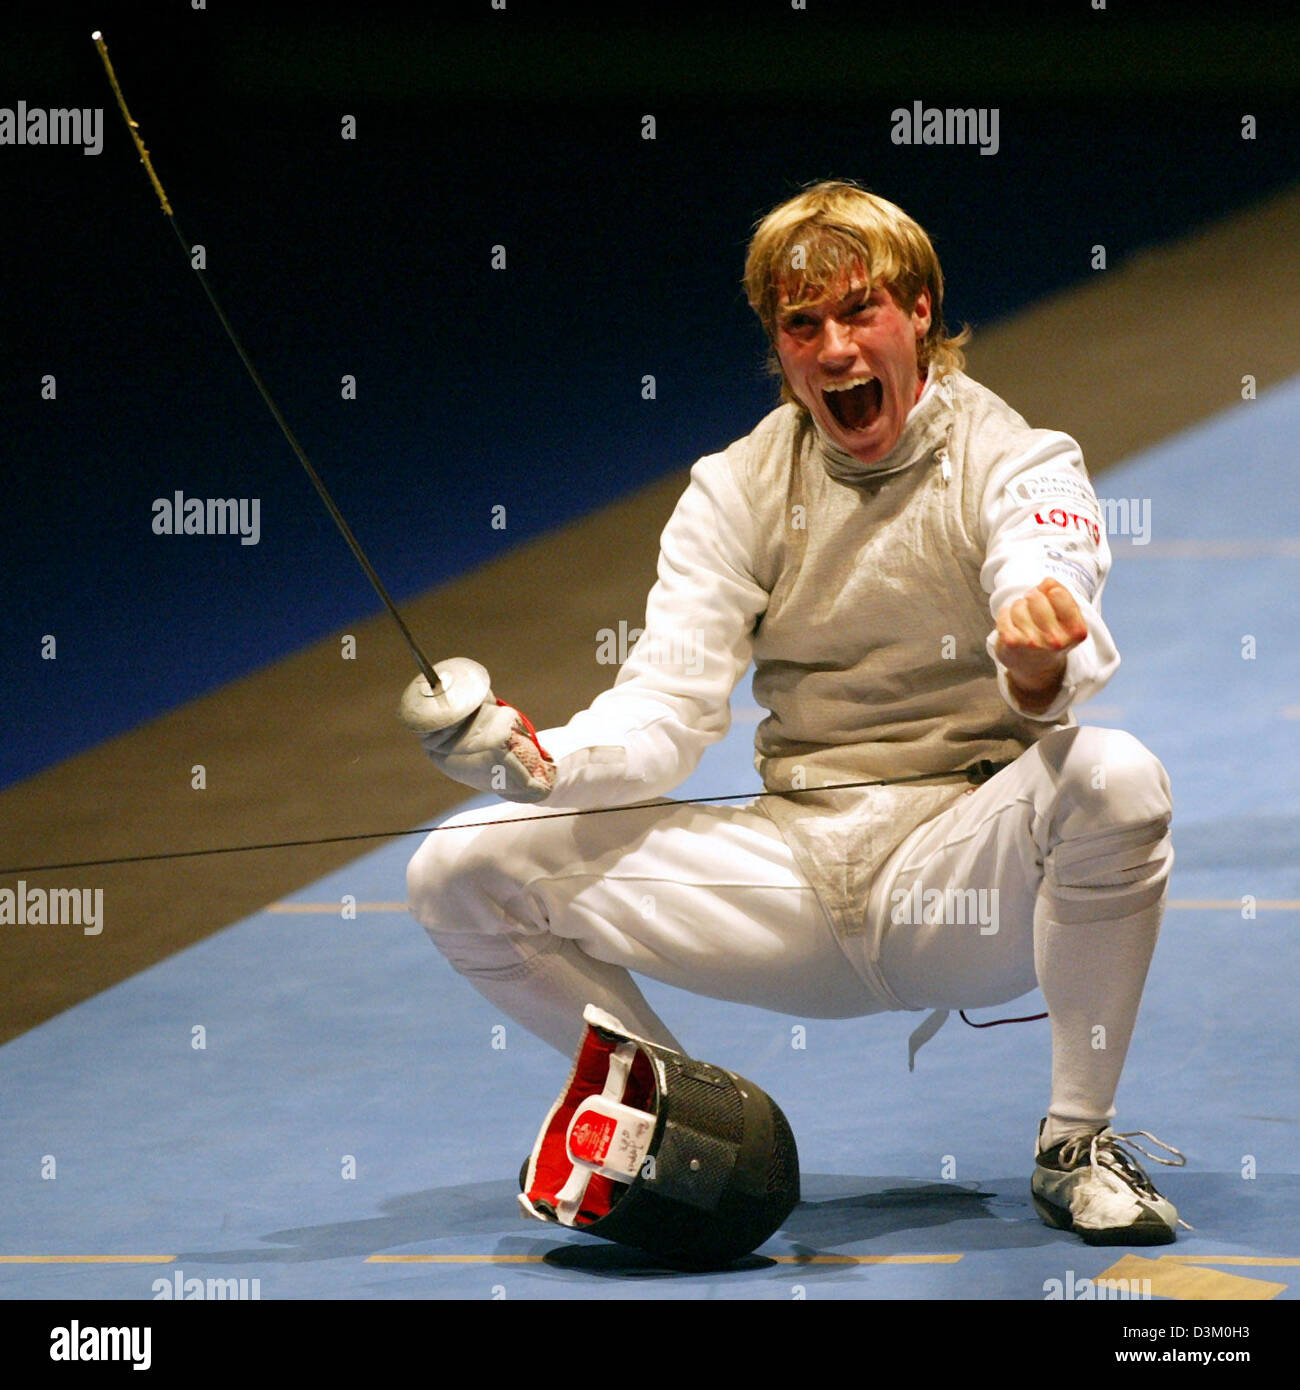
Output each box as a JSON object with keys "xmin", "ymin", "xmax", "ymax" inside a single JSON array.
[{"xmin": 495, "ymin": 698, "xmax": 552, "ymax": 762}]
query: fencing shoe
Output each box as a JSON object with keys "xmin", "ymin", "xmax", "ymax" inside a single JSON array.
[{"xmin": 1032, "ymin": 1121, "xmax": 1188, "ymax": 1245}]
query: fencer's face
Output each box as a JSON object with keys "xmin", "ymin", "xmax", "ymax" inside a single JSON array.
[{"xmin": 774, "ymin": 274, "xmax": 931, "ymax": 464}]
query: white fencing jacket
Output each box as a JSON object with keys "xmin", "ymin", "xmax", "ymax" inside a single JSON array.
[{"xmin": 537, "ymin": 368, "xmax": 1119, "ymax": 942}]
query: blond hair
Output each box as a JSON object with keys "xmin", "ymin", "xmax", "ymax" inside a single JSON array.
[{"xmin": 743, "ymin": 180, "xmax": 969, "ymax": 407}]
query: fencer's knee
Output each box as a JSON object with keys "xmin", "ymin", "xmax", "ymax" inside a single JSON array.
[
  {"xmin": 1032, "ymin": 726, "xmax": 1173, "ymax": 911},
  {"xmin": 1037, "ymin": 725, "xmax": 1172, "ymax": 835},
  {"xmin": 405, "ymin": 809, "xmax": 510, "ymax": 932},
  {"xmin": 406, "ymin": 834, "xmax": 455, "ymax": 931}
]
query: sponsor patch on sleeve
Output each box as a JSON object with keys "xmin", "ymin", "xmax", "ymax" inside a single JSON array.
[
  {"xmin": 1014, "ymin": 473, "xmax": 1100, "ymax": 509},
  {"xmin": 1042, "ymin": 547, "xmax": 1100, "ymax": 600},
  {"xmin": 1030, "ymin": 507, "xmax": 1101, "ymax": 545}
]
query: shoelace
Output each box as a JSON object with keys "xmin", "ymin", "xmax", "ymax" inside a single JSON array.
[{"xmin": 1060, "ymin": 1128, "xmax": 1193, "ymax": 1231}]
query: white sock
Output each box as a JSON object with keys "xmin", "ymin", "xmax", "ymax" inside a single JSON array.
[{"xmin": 1035, "ymin": 824, "xmax": 1172, "ymax": 1151}]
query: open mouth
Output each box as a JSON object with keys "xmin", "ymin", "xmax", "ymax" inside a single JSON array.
[{"xmin": 822, "ymin": 376, "xmax": 883, "ymax": 433}]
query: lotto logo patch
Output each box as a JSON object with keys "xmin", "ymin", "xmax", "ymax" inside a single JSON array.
[{"xmin": 1034, "ymin": 509, "xmax": 1101, "ymax": 545}]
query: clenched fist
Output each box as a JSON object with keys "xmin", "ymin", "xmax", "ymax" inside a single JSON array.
[{"xmin": 994, "ymin": 578, "xmax": 1089, "ymax": 714}]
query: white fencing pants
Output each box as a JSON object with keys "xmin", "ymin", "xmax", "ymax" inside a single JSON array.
[{"xmin": 406, "ymin": 725, "xmax": 1172, "ymax": 1142}]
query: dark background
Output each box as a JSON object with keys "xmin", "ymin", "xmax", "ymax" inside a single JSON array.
[{"xmin": 4, "ymin": 0, "xmax": 1298, "ymax": 787}]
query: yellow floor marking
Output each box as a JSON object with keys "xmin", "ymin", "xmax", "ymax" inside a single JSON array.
[
  {"xmin": 367, "ymin": 1252, "xmax": 961, "ymax": 1265},
  {"xmin": 1161, "ymin": 1255, "xmax": 1300, "ymax": 1266},
  {"xmin": 1099, "ymin": 1254, "xmax": 1285, "ymax": 1301},
  {"xmin": 771, "ymin": 1253, "xmax": 962, "ymax": 1264},
  {"xmin": 368, "ymin": 1255, "xmax": 548, "ymax": 1263},
  {"xmin": 0, "ymin": 1255, "xmax": 176, "ymax": 1264}
]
